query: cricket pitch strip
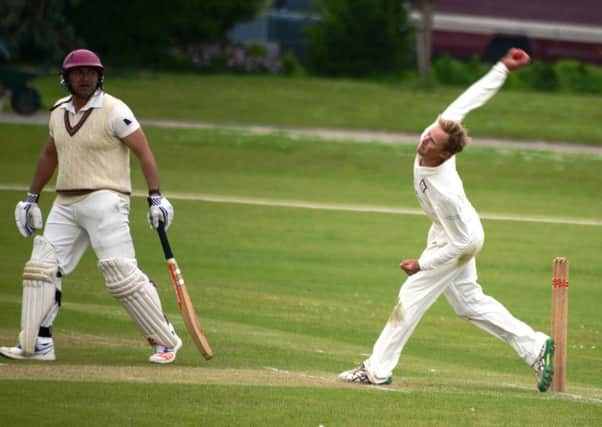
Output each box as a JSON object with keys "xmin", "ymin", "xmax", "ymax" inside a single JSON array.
[{"xmin": 1, "ymin": 363, "xmax": 601, "ymax": 404}]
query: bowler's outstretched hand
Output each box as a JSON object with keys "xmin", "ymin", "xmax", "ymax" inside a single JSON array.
[{"xmin": 501, "ymin": 48, "xmax": 530, "ymax": 71}]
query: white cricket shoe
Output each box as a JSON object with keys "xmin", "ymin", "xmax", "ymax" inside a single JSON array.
[
  {"xmin": 532, "ymin": 337, "xmax": 555, "ymax": 392},
  {"xmin": 338, "ymin": 363, "xmax": 392, "ymax": 385},
  {"xmin": 0, "ymin": 338, "xmax": 55, "ymax": 361},
  {"xmin": 149, "ymin": 336, "xmax": 182, "ymax": 364}
]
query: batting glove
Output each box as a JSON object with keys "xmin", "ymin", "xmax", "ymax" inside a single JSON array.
[
  {"xmin": 15, "ymin": 193, "xmax": 43, "ymax": 237},
  {"xmin": 147, "ymin": 192, "xmax": 174, "ymax": 230}
]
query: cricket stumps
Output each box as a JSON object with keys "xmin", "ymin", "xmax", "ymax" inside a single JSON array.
[{"xmin": 551, "ymin": 257, "xmax": 569, "ymax": 392}]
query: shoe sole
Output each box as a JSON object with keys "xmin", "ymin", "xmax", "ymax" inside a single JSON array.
[
  {"xmin": 0, "ymin": 348, "xmax": 55, "ymax": 361},
  {"xmin": 338, "ymin": 371, "xmax": 393, "ymax": 386},
  {"xmin": 538, "ymin": 338, "xmax": 555, "ymax": 392},
  {"xmin": 149, "ymin": 337, "xmax": 183, "ymax": 364}
]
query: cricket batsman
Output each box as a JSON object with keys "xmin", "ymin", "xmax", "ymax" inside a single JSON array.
[
  {"xmin": 338, "ymin": 48, "xmax": 555, "ymax": 392},
  {"xmin": 0, "ymin": 49, "xmax": 183, "ymax": 364}
]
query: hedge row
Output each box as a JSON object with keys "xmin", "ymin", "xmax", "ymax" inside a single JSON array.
[{"xmin": 433, "ymin": 55, "xmax": 602, "ymax": 94}]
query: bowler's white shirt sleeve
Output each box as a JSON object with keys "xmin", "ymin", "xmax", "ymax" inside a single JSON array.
[{"xmin": 441, "ymin": 62, "xmax": 509, "ymax": 123}]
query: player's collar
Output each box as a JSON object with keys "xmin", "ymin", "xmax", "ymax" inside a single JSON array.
[
  {"xmin": 61, "ymin": 89, "xmax": 104, "ymax": 114},
  {"xmin": 414, "ymin": 154, "xmax": 456, "ymax": 175}
]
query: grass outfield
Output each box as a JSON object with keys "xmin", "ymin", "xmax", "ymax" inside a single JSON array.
[
  {"xmin": 28, "ymin": 72, "xmax": 602, "ymax": 145},
  {"xmin": 0, "ymin": 124, "xmax": 601, "ymax": 426}
]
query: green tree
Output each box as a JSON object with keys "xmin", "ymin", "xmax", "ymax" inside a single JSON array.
[
  {"xmin": 0, "ymin": 0, "xmax": 81, "ymax": 65},
  {"xmin": 64, "ymin": 0, "xmax": 265, "ymax": 66},
  {"xmin": 0, "ymin": 1, "xmax": 266, "ymax": 66},
  {"xmin": 305, "ymin": 0, "xmax": 414, "ymax": 77}
]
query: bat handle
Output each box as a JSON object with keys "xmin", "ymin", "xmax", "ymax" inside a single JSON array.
[
  {"xmin": 156, "ymin": 222, "xmax": 174, "ymax": 260},
  {"xmin": 147, "ymin": 195, "xmax": 174, "ymax": 259}
]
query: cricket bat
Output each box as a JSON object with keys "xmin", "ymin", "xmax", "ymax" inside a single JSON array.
[{"xmin": 155, "ymin": 222, "xmax": 213, "ymax": 360}]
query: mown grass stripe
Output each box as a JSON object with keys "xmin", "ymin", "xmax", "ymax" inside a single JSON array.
[{"xmin": 1, "ymin": 184, "xmax": 600, "ymax": 227}]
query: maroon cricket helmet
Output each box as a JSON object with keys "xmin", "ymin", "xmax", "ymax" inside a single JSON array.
[
  {"xmin": 60, "ymin": 49, "xmax": 104, "ymax": 93},
  {"xmin": 62, "ymin": 49, "xmax": 104, "ymax": 72}
]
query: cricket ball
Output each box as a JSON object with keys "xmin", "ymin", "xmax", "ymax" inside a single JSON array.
[{"xmin": 513, "ymin": 50, "xmax": 527, "ymax": 60}]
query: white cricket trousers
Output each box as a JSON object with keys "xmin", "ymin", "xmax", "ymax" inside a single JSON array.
[
  {"xmin": 44, "ymin": 190, "xmax": 136, "ymax": 273},
  {"xmin": 38, "ymin": 190, "xmax": 137, "ymax": 327},
  {"xmin": 364, "ymin": 231, "xmax": 548, "ymax": 382}
]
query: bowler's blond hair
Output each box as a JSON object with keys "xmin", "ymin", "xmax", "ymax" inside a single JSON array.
[{"xmin": 438, "ymin": 117, "xmax": 471, "ymax": 154}]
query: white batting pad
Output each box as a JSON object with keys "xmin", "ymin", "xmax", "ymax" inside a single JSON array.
[
  {"xmin": 98, "ymin": 258, "xmax": 178, "ymax": 347},
  {"xmin": 21, "ymin": 236, "xmax": 58, "ymax": 354}
]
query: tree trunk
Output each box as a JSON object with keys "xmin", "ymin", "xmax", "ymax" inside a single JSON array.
[{"xmin": 412, "ymin": 0, "xmax": 434, "ymax": 80}]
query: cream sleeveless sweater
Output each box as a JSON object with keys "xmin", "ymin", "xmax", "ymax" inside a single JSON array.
[{"xmin": 49, "ymin": 93, "xmax": 131, "ymax": 195}]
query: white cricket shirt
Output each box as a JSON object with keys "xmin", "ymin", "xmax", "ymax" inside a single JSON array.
[{"xmin": 414, "ymin": 62, "xmax": 509, "ymax": 270}]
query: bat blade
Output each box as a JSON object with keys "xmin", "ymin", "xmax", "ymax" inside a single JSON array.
[
  {"xmin": 152, "ymin": 214, "xmax": 213, "ymax": 361},
  {"xmin": 167, "ymin": 259, "xmax": 213, "ymax": 360},
  {"xmin": 179, "ymin": 282, "xmax": 214, "ymax": 359}
]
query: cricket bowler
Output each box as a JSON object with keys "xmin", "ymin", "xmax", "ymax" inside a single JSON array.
[{"xmin": 338, "ymin": 48, "xmax": 555, "ymax": 392}]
